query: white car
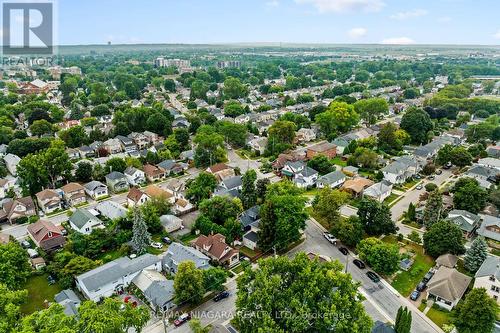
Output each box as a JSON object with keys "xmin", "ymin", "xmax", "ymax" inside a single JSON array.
[
  {"xmin": 150, "ymin": 242, "xmax": 163, "ymax": 249},
  {"xmin": 323, "ymin": 232, "xmax": 337, "ymax": 244}
]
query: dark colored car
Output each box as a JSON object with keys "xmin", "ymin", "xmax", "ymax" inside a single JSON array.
[
  {"xmin": 47, "ymin": 275, "xmax": 56, "ymax": 285},
  {"xmin": 353, "ymin": 259, "xmax": 366, "ymax": 269},
  {"xmin": 366, "ymin": 271, "xmax": 380, "ymax": 283},
  {"xmin": 20, "ymin": 240, "xmax": 31, "ymax": 249},
  {"xmin": 423, "ymin": 271, "xmax": 434, "ymax": 283},
  {"xmin": 339, "ymin": 247, "xmax": 349, "ymax": 255},
  {"xmin": 213, "ymin": 291, "xmax": 230, "ymax": 302},
  {"xmin": 174, "ymin": 313, "xmax": 191, "ymax": 327},
  {"xmin": 410, "ymin": 290, "xmax": 421, "ymax": 301},
  {"xmin": 416, "ymin": 282, "xmax": 427, "ymax": 292},
  {"xmin": 162, "ymin": 236, "xmax": 172, "ymax": 244}
]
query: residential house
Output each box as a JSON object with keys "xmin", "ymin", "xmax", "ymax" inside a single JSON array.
[
  {"xmin": 61, "ymin": 182, "xmax": 87, "ymax": 206},
  {"xmin": 306, "ymin": 141, "xmax": 337, "ymax": 160},
  {"xmin": 27, "ymin": 220, "xmax": 66, "ymax": 251},
  {"xmin": 36, "ymin": 189, "xmax": 62, "ymax": 214},
  {"xmin": 381, "ymin": 155, "xmax": 422, "ymax": 184},
  {"xmin": 173, "ymin": 197, "xmax": 194, "ymax": 216},
  {"xmin": 144, "ymin": 185, "xmax": 175, "ymax": 204},
  {"xmin": 0, "ymin": 178, "xmax": 15, "ymax": 199},
  {"xmin": 55, "ymin": 289, "xmax": 81, "ymax": 316},
  {"xmin": 206, "ymin": 163, "xmax": 235, "ymax": 181},
  {"xmin": 102, "ymin": 138, "xmax": 122, "ymax": 154},
  {"xmin": 436, "ymin": 254, "xmax": 458, "ymax": 268},
  {"xmin": 116, "ymin": 135, "xmax": 137, "ymax": 153},
  {"xmin": 132, "ymin": 270, "xmax": 175, "ymax": 312},
  {"xmin": 474, "ymin": 256, "xmax": 500, "ymax": 303},
  {"xmin": 160, "ymin": 214, "xmax": 183, "ymax": 233},
  {"xmin": 243, "ymin": 230, "xmax": 259, "ymax": 251},
  {"xmin": 331, "ymin": 136, "xmax": 351, "ymax": 155},
  {"xmin": 342, "ymin": 165, "xmax": 359, "ymax": 176},
  {"xmin": 124, "ymin": 166, "xmax": 146, "ymax": 186},
  {"xmin": 464, "ymin": 165, "xmax": 499, "ymax": 189},
  {"xmin": 296, "ymin": 128, "xmax": 316, "ymax": 143},
  {"xmin": 143, "ymin": 131, "xmax": 160, "ymax": 144},
  {"xmin": 364, "ymin": 181, "xmax": 393, "ymax": 202},
  {"xmin": 83, "ymin": 181, "xmax": 108, "ymax": 200},
  {"xmin": 478, "ymin": 214, "xmax": 500, "ymax": 243},
  {"xmin": 281, "ymin": 160, "xmax": 318, "ymax": 188},
  {"xmin": 127, "ymin": 187, "xmax": 150, "ymax": 207},
  {"xmin": 214, "ymin": 175, "xmax": 243, "ymax": 197},
  {"xmin": 4, "ymin": 153, "xmax": 20, "ymax": 175},
  {"xmin": 66, "ymin": 148, "xmax": 80, "ymax": 160},
  {"xmin": 316, "ymin": 170, "xmax": 346, "ymax": 189},
  {"xmin": 414, "ymin": 136, "xmax": 456, "ymax": 160},
  {"xmin": 96, "ymin": 201, "xmax": 128, "ymax": 220},
  {"xmin": 248, "ymin": 136, "xmax": 268, "ymax": 155},
  {"xmin": 239, "ymin": 205, "xmax": 260, "ymax": 232},
  {"xmin": 77, "ymin": 145, "xmax": 95, "ymax": 158},
  {"xmin": 486, "ymin": 146, "xmax": 500, "ymax": 158},
  {"xmin": 75, "ymin": 254, "xmax": 161, "ymax": 302},
  {"xmin": 162, "ymin": 242, "xmax": 210, "ymax": 275},
  {"xmin": 342, "ymin": 178, "xmax": 375, "ymax": 197},
  {"xmin": 172, "ymin": 117, "xmax": 190, "ymax": 129},
  {"xmin": 69, "ymin": 208, "xmax": 104, "ymax": 235},
  {"xmin": 478, "ymin": 157, "xmax": 500, "ymax": 170},
  {"xmin": 0, "ymin": 196, "xmax": 36, "ymax": 223},
  {"xmin": 193, "ymin": 233, "xmax": 240, "ymax": 267},
  {"xmin": 128, "ymin": 132, "xmax": 149, "ymax": 150},
  {"xmin": 105, "ymin": 171, "xmax": 129, "ymax": 193},
  {"xmin": 31, "ymin": 257, "xmax": 46, "ymax": 270},
  {"xmin": 426, "ymin": 266, "xmax": 472, "ymax": 310},
  {"xmin": 157, "ymin": 160, "xmax": 186, "ymax": 176},
  {"xmin": 143, "ymin": 164, "xmax": 165, "ymax": 182},
  {"xmin": 446, "ymin": 209, "xmax": 481, "ymax": 237}
]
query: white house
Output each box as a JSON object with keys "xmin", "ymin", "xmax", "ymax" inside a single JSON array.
[
  {"xmin": 281, "ymin": 161, "xmax": 319, "ymax": 188},
  {"xmin": 381, "ymin": 156, "xmax": 421, "ymax": 184},
  {"xmin": 124, "ymin": 167, "xmax": 146, "ymax": 186},
  {"xmin": 478, "ymin": 158, "xmax": 500, "ymax": 170},
  {"xmin": 160, "ymin": 214, "xmax": 183, "ymax": 233},
  {"xmin": 75, "ymin": 254, "xmax": 161, "ymax": 302},
  {"xmin": 4, "ymin": 154, "xmax": 21, "ymax": 176},
  {"xmin": 426, "ymin": 266, "xmax": 472, "ymax": 310},
  {"xmin": 474, "ymin": 256, "xmax": 500, "ymax": 304},
  {"xmin": 316, "ymin": 170, "xmax": 346, "ymax": 189},
  {"xmin": 363, "ymin": 181, "xmax": 393, "ymax": 202},
  {"xmin": 69, "ymin": 208, "xmax": 104, "ymax": 235},
  {"xmin": 83, "ymin": 181, "xmax": 108, "ymax": 200}
]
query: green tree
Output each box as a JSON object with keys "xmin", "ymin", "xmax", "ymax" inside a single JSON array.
[
  {"xmin": 174, "ymin": 261, "xmax": 205, "ymax": 305},
  {"xmin": 58, "ymin": 125, "xmax": 88, "ymax": 148},
  {"xmin": 316, "ymin": 101, "xmax": 359, "ymax": 139},
  {"xmin": 106, "ymin": 157, "xmax": 127, "ymax": 173},
  {"xmin": 62, "ymin": 255, "xmax": 98, "ymax": 277},
  {"xmin": 193, "ymin": 125, "xmax": 226, "ymax": 167},
  {"xmin": 395, "ymin": 306, "xmax": 412, "ymax": 333},
  {"xmin": 464, "ymin": 236, "xmax": 488, "ymax": 273},
  {"xmin": 198, "ymin": 196, "xmax": 242, "ymax": 225},
  {"xmin": 29, "ymin": 119, "xmax": 56, "ymax": 137},
  {"xmin": 131, "ymin": 208, "xmax": 151, "ymax": 255},
  {"xmin": 357, "ymin": 198, "xmax": 396, "ymax": 236},
  {"xmin": 331, "ymin": 216, "xmax": 364, "ymax": 247},
  {"xmin": 265, "ymin": 120, "xmax": 296, "ymax": 156},
  {"xmin": 452, "ymin": 177, "xmax": 487, "ymax": 214},
  {"xmin": 423, "ymin": 220, "xmax": 465, "ymax": 258},
  {"xmin": 240, "ymin": 170, "xmax": 257, "ymax": 209},
  {"xmin": 258, "ymin": 186, "xmax": 307, "ymax": 251},
  {"xmin": 0, "ymin": 283, "xmax": 28, "ymax": 331},
  {"xmin": 307, "ymin": 155, "xmax": 334, "ymax": 175},
  {"xmin": 189, "ymin": 318, "xmax": 211, "ymax": 333},
  {"xmin": 407, "ymin": 202, "xmax": 416, "ymax": 221},
  {"xmin": 357, "ymin": 237, "xmax": 400, "ymax": 275},
  {"xmin": 17, "ymin": 153, "xmax": 49, "ymax": 195},
  {"xmin": 354, "ymin": 98, "xmax": 388, "ymax": 124},
  {"xmin": 0, "ymin": 241, "xmax": 31, "ymax": 289},
  {"xmin": 44, "ymin": 146, "xmax": 72, "ymax": 188},
  {"xmin": 453, "ymin": 288, "xmax": 498, "ymax": 333},
  {"xmin": 164, "ymin": 79, "xmax": 176, "ymax": 92},
  {"xmin": 215, "ymin": 121, "xmax": 248, "ymax": 148},
  {"xmin": 400, "ymin": 107, "xmax": 433, "ymax": 144},
  {"xmin": 423, "ymin": 190, "xmax": 443, "ymax": 227},
  {"xmin": 141, "ymin": 201, "xmax": 163, "ymax": 233},
  {"xmin": 202, "ymin": 267, "xmax": 228, "ymax": 292},
  {"xmin": 74, "ymin": 162, "xmax": 92, "ymax": 183},
  {"xmin": 223, "ymin": 77, "xmax": 248, "ymax": 99},
  {"xmin": 234, "ymin": 253, "xmax": 373, "ymax": 333},
  {"xmin": 185, "ymin": 172, "xmax": 218, "ymax": 206},
  {"xmin": 312, "ymin": 187, "xmax": 349, "ymax": 230}
]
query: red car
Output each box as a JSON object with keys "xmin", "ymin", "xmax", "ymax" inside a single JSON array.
[
  {"xmin": 174, "ymin": 313, "xmax": 191, "ymax": 327},
  {"xmin": 124, "ymin": 296, "xmax": 132, "ymax": 303}
]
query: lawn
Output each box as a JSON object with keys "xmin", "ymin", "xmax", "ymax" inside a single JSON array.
[
  {"xmin": 240, "ymin": 246, "xmax": 259, "ymax": 259},
  {"xmin": 403, "ymin": 179, "xmax": 420, "ymax": 189},
  {"xmin": 426, "ymin": 306, "xmax": 452, "ymax": 328},
  {"xmin": 331, "ymin": 157, "xmax": 347, "ymax": 167},
  {"xmin": 179, "ymin": 233, "xmax": 198, "ymax": 244},
  {"xmin": 456, "ymin": 259, "xmax": 474, "ymax": 277},
  {"xmin": 232, "ymin": 264, "xmax": 245, "ymax": 274},
  {"xmin": 383, "ymin": 192, "xmax": 399, "ymax": 205},
  {"xmin": 98, "ymin": 248, "xmax": 126, "ymax": 263},
  {"xmin": 418, "ymin": 302, "xmax": 427, "ymax": 312},
  {"xmin": 21, "ymin": 274, "xmax": 63, "ymax": 314},
  {"xmin": 389, "ymin": 241, "xmax": 435, "ymax": 297},
  {"xmin": 305, "ymin": 206, "xmax": 331, "ymax": 231}
]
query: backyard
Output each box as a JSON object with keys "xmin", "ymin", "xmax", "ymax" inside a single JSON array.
[
  {"xmin": 20, "ymin": 273, "xmax": 63, "ymax": 314},
  {"xmin": 383, "ymin": 235, "xmax": 435, "ymax": 297},
  {"xmin": 426, "ymin": 305, "xmax": 452, "ymax": 329}
]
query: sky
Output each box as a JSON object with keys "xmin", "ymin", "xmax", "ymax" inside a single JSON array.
[{"xmin": 54, "ymin": 0, "xmax": 500, "ymax": 45}]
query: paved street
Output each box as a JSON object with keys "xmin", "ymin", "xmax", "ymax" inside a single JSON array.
[{"xmin": 290, "ymin": 219, "xmax": 443, "ymax": 333}]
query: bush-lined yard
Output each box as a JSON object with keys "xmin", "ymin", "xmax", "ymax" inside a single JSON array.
[
  {"xmin": 21, "ymin": 274, "xmax": 63, "ymax": 314},
  {"xmin": 426, "ymin": 306, "xmax": 452, "ymax": 329}
]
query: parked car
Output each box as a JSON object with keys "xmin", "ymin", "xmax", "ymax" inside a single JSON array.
[
  {"xmin": 410, "ymin": 290, "xmax": 421, "ymax": 301},
  {"xmin": 47, "ymin": 275, "xmax": 56, "ymax": 285},
  {"xmin": 414, "ymin": 174, "xmax": 422, "ymax": 179},
  {"xmin": 416, "ymin": 282, "xmax": 427, "ymax": 292},
  {"xmin": 162, "ymin": 236, "xmax": 172, "ymax": 244},
  {"xmin": 423, "ymin": 271, "xmax": 434, "ymax": 283},
  {"xmin": 174, "ymin": 313, "xmax": 191, "ymax": 327},
  {"xmin": 416, "ymin": 184, "xmax": 423, "ymax": 190},
  {"xmin": 323, "ymin": 232, "xmax": 337, "ymax": 244},
  {"xmin": 150, "ymin": 242, "xmax": 162, "ymax": 249},
  {"xmin": 353, "ymin": 259, "xmax": 366, "ymax": 269},
  {"xmin": 443, "ymin": 162, "xmax": 452, "ymax": 169},
  {"xmin": 428, "ymin": 175, "xmax": 435, "ymax": 180},
  {"xmin": 366, "ymin": 271, "xmax": 380, "ymax": 283},
  {"xmin": 435, "ymin": 169, "xmax": 442, "ymax": 175},
  {"xmin": 20, "ymin": 240, "xmax": 31, "ymax": 249},
  {"xmin": 213, "ymin": 291, "xmax": 230, "ymax": 302},
  {"xmin": 339, "ymin": 247, "xmax": 349, "ymax": 255}
]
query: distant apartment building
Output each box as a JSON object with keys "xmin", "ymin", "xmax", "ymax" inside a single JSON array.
[
  {"xmin": 216, "ymin": 60, "xmax": 241, "ymax": 69},
  {"xmin": 154, "ymin": 57, "xmax": 191, "ymax": 69}
]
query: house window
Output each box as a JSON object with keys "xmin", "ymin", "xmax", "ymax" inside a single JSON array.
[
  {"xmin": 491, "ymin": 285, "xmax": 500, "ymax": 293},
  {"xmin": 490, "ymin": 276, "xmax": 496, "ymax": 281}
]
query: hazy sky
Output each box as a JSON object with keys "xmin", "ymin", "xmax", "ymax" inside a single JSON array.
[{"xmin": 55, "ymin": 0, "xmax": 500, "ymax": 45}]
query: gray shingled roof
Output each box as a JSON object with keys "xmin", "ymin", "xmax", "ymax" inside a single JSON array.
[
  {"xmin": 478, "ymin": 214, "xmax": 500, "ymax": 242},
  {"xmin": 318, "ymin": 170, "xmax": 345, "ymax": 185},
  {"xmin": 76, "ymin": 254, "xmax": 160, "ymax": 292},
  {"xmin": 162, "ymin": 242, "xmax": 209, "ymax": 269},
  {"xmin": 475, "ymin": 256, "xmax": 500, "ymax": 280},
  {"xmin": 69, "ymin": 209, "xmax": 102, "ymax": 229}
]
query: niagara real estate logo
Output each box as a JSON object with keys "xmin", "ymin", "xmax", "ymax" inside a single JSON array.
[{"xmin": 2, "ymin": 1, "xmax": 53, "ymax": 55}]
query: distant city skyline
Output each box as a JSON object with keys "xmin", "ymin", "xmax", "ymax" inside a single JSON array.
[{"xmin": 54, "ymin": 0, "xmax": 500, "ymax": 45}]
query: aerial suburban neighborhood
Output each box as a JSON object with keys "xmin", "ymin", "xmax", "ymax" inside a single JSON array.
[{"xmin": 1, "ymin": 1, "xmax": 500, "ymax": 333}]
